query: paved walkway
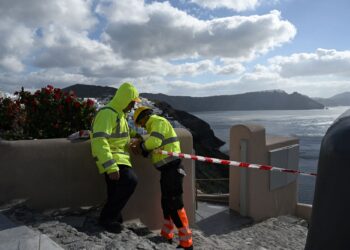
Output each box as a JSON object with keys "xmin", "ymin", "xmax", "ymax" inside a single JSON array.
[
  {"xmin": 0, "ymin": 213, "xmax": 63, "ymax": 250},
  {"xmin": 195, "ymin": 201, "xmax": 253, "ymax": 235}
]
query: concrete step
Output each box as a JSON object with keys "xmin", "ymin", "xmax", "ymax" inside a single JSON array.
[{"xmin": 0, "ymin": 213, "xmax": 63, "ymax": 250}]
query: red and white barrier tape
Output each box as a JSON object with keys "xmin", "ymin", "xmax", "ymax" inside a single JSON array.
[{"xmin": 156, "ymin": 150, "xmax": 317, "ymax": 177}]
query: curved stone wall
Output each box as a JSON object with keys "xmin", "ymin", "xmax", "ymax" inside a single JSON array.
[{"xmin": 0, "ymin": 128, "xmax": 195, "ymax": 230}]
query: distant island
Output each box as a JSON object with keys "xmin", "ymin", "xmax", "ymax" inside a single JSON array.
[
  {"xmin": 63, "ymin": 84, "xmax": 117, "ymax": 99},
  {"xmin": 141, "ymin": 90, "xmax": 324, "ymax": 111},
  {"xmin": 63, "ymin": 84, "xmax": 325, "ymax": 111},
  {"xmin": 313, "ymin": 92, "xmax": 350, "ymax": 107}
]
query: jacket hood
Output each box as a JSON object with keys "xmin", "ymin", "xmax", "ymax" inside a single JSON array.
[{"xmin": 108, "ymin": 82, "xmax": 140, "ymax": 112}]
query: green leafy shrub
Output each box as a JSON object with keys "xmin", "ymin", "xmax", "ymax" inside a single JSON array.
[{"xmin": 0, "ymin": 85, "xmax": 96, "ymax": 140}]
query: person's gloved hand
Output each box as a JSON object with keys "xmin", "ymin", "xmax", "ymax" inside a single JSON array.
[
  {"xmin": 108, "ymin": 171, "xmax": 120, "ymax": 180},
  {"xmin": 129, "ymin": 138, "xmax": 143, "ymax": 155}
]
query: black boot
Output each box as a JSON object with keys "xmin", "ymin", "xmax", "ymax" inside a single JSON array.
[
  {"xmin": 99, "ymin": 220, "xmax": 123, "ymax": 233},
  {"xmin": 116, "ymin": 213, "xmax": 123, "ymax": 224}
]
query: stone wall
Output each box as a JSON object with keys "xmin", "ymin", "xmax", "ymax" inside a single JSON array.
[{"xmin": 0, "ymin": 128, "xmax": 195, "ymax": 230}]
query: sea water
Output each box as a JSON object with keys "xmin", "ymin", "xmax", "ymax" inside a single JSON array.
[{"xmin": 191, "ymin": 106, "xmax": 350, "ymax": 204}]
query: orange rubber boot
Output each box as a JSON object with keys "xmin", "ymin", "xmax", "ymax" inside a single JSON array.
[
  {"xmin": 177, "ymin": 208, "xmax": 193, "ymax": 249},
  {"xmin": 160, "ymin": 218, "xmax": 174, "ymax": 242}
]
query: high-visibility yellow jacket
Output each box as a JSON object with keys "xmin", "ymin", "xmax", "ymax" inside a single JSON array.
[
  {"xmin": 91, "ymin": 83, "xmax": 138, "ymax": 174},
  {"xmin": 143, "ymin": 115, "xmax": 181, "ymax": 168}
]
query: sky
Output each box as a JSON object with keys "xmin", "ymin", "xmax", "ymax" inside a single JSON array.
[{"xmin": 0, "ymin": 0, "xmax": 349, "ymax": 97}]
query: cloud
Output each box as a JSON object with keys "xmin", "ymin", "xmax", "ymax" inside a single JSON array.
[
  {"xmin": 0, "ymin": 0, "xmax": 98, "ymax": 74},
  {"xmin": 102, "ymin": 3, "xmax": 296, "ymax": 61},
  {"xmin": 0, "ymin": 18, "xmax": 34, "ymax": 72},
  {"xmin": 0, "ymin": 69, "xmax": 93, "ymax": 94},
  {"xmin": 7, "ymin": 0, "xmax": 348, "ymax": 98},
  {"xmin": 163, "ymin": 71, "xmax": 283, "ymax": 96},
  {"xmin": 190, "ymin": 0, "xmax": 259, "ymax": 11},
  {"xmin": 161, "ymin": 48, "xmax": 350, "ymax": 97},
  {"xmin": 165, "ymin": 60, "xmax": 245, "ymax": 77},
  {"xmin": 0, "ymin": 0, "xmax": 96, "ymax": 31},
  {"xmin": 96, "ymin": 0, "xmax": 149, "ymax": 23},
  {"xmin": 268, "ymin": 48, "xmax": 350, "ymax": 78},
  {"xmin": 33, "ymin": 26, "xmax": 121, "ymax": 71},
  {"xmin": 0, "ymin": 0, "xmax": 293, "ymax": 82},
  {"xmin": 234, "ymin": 49, "xmax": 350, "ymax": 97}
]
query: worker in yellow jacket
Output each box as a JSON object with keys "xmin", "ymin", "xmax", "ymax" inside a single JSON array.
[
  {"xmin": 91, "ymin": 82, "xmax": 141, "ymax": 233},
  {"xmin": 131, "ymin": 106, "xmax": 193, "ymax": 250}
]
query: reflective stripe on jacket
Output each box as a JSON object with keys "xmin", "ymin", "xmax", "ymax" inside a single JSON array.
[
  {"xmin": 143, "ymin": 115, "xmax": 180, "ymax": 168},
  {"xmin": 90, "ymin": 83, "xmax": 138, "ymax": 174}
]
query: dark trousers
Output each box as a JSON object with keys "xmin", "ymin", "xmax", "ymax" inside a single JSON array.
[
  {"xmin": 100, "ymin": 165, "xmax": 138, "ymax": 222},
  {"xmin": 160, "ymin": 160, "xmax": 186, "ymax": 228}
]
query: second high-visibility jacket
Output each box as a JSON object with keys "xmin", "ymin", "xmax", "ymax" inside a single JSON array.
[
  {"xmin": 142, "ymin": 115, "xmax": 181, "ymax": 168},
  {"xmin": 90, "ymin": 82, "xmax": 138, "ymax": 174}
]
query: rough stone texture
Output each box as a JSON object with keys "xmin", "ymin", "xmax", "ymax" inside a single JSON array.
[{"xmin": 2, "ymin": 203, "xmax": 308, "ymax": 250}]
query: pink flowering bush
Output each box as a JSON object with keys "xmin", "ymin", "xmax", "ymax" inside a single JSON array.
[{"xmin": 0, "ymin": 85, "xmax": 96, "ymax": 140}]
